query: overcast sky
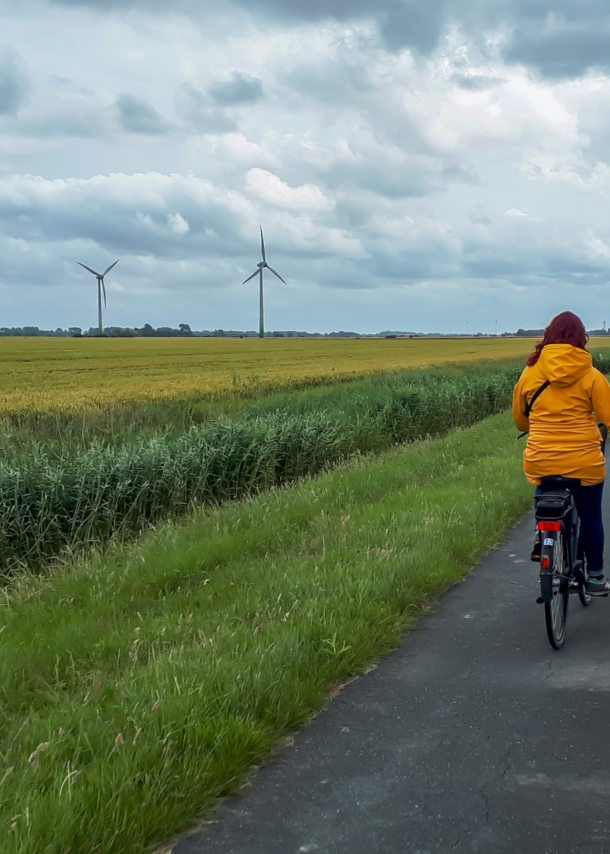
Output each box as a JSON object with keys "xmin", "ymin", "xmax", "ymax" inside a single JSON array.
[{"xmin": 2, "ymin": 0, "xmax": 610, "ymax": 333}]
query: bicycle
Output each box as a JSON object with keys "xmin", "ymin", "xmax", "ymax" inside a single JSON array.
[
  {"xmin": 533, "ymin": 477, "xmax": 590, "ymax": 649},
  {"xmin": 531, "ymin": 424, "xmax": 608, "ymax": 650}
]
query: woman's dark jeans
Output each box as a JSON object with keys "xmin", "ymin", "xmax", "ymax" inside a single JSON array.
[{"xmin": 535, "ymin": 480, "xmax": 605, "ymax": 576}]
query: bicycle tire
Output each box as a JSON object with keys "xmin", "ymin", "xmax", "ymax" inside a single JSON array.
[{"xmin": 542, "ymin": 530, "xmax": 569, "ymax": 649}]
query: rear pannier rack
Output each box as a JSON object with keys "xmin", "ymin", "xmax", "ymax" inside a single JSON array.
[{"xmin": 534, "ymin": 493, "xmax": 572, "ymax": 521}]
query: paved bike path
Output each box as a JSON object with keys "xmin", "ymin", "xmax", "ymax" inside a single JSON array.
[{"xmin": 174, "ymin": 493, "xmax": 610, "ymax": 854}]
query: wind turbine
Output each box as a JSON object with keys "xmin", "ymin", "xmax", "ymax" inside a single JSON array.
[
  {"xmin": 242, "ymin": 226, "xmax": 286, "ymax": 338},
  {"xmin": 76, "ymin": 259, "xmax": 119, "ymax": 335}
]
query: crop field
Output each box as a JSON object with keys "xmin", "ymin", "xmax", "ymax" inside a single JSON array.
[
  {"xmin": 0, "ymin": 364, "xmax": 524, "ymax": 571},
  {"xmin": 0, "ymin": 339, "xmax": 608, "ymax": 575},
  {"xmin": 0, "ymin": 335, "xmax": 549, "ymax": 416}
]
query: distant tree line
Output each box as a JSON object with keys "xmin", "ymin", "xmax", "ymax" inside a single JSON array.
[
  {"xmin": 515, "ymin": 328, "xmax": 608, "ymax": 337},
  {"xmin": 134, "ymin": 323, "xmax": 193, "ymax": 337},
  {"xmin": 0, "ymin": 327, "xmax": 84, "ymax": 337},
  {"xmin": 1, "ymin": 325, "xmax": 608, "ymax": 339},
  {"xmin": 0, "ymin": 325, "xmax": 363, "ymax": 338},
  {"xmin": 0, "ymin": 324, "xmax": 196, "ymax": 338}
]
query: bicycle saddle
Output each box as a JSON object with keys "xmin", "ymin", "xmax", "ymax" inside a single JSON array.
[{"xmin": 538, "ymin": 476, "xmax": 580, "ymax": 492}]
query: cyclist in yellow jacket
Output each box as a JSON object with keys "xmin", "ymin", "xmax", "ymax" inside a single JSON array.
[{"xmin": 512, "ymin": 311, "xmax": 610, "ymax": 595}]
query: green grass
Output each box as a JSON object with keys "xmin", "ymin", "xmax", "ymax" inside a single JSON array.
[
  {"xmin": 2, "ymin": 350, "xmax": 606, "ymax": 456},
  {"xmin": 0, "ymin": 411, "xmax": 532, "ymax": 853},
  {"xmin": 0, "ymin": 359, "xmax": 518, "ymax": 453},
  {"xmin": 4, "ymin": 353, "xmax": 610, "ymax": 573},
  {"xmin": 0, "ymin": 364, "xmax": 522, "ymax": 572},
  {"xmin": 0, "ymin": 360, "xmax": 528, "ymax": 461}
]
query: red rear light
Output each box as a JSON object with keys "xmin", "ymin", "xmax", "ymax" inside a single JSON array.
[
  {"xmin": 541, "ymin": 556, "xmax": 550, "ymax": 569},
  {"xmin": 537, "ymin": 521, "xmax": 561, "ymax": 531}
]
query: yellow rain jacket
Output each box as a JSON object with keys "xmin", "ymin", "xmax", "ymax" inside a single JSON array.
[{"xmin": 512, "ymin": 344, "xmax": 610, "ymax": 486}]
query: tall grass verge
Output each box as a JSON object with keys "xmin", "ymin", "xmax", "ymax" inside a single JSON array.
[
  {"xmin": 0, "ymin": 366, "xmax": 521, "ymax": 571},
  {"xmin": 0, "ymin": 411, "xmax": 531, "ymax": 853},
  {"xmin": 4, "ymin": 353, "xmax": 610, "ymax": 573},
  {"xmin": 0, "ymin": 360, "xmax": 530, "ymax": 455}
]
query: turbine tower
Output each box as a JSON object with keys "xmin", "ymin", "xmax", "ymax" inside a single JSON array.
[
  {"xmin": 76, "ymin": 259, "xmax": 119, "ymax": 335},
  {"xmin": 242, "ymin": 226, "xmax": 286, "ymax": 338}
]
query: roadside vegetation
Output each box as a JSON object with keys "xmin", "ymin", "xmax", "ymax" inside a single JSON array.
[
  {"xmin": 0, "ymin": 412, "xmax": 533, "ymax": 854},
  {"xmin": 3, "ymin": 352, "xmax": 610, "ymax": 573},
  {"xmin": 1, "ymin": 364, "xmax": 524, "ymax": 572}
]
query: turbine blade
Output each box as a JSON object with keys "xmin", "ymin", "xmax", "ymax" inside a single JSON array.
[
  {"xmin": 103, "ymin": 259, "xmax": 119, "ymax": 276},
  {"xmin": 77, "ymin": 261, "xmax": 101, "ymax": 276},
  {"xmin": 242, "ymin": 269, "xmax": 260, "ymax": 284},
  {"xmin": 101, "ymin": 278, "xmax": 107, "ymax": 308},
  {"xmin": 260, "ymin": 225, "xmax": 266, "ymax": 263},
  {"xmin": 267, "ymin": 266, "xmax": 287, "ymax": 284}
]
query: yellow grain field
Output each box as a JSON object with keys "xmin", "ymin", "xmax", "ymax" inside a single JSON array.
[{"xmin": 0, "ymin": 336, "xmax": 604, "ymax": 416}]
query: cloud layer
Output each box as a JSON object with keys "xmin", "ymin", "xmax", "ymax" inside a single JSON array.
[
  {"xmin": 0, "ymin": 52, "xmax": 28, "ymax": 116},
  {"xmin": 2, "ymin": 0, "xmax": 610, "ymax": 332}
]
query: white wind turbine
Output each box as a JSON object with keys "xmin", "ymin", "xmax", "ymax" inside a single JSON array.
[
  {"xmin": 242, "ymin": 226, "xmax": 286, "ymax": 338},
  {"xmin": 76, "ymin": 259, "xmax": 119, "ymax": 335}
]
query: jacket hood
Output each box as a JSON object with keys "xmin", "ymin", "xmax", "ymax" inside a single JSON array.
[{"xmin": 537, "ymin": 344, "xmax": 592, "ymax": 387}]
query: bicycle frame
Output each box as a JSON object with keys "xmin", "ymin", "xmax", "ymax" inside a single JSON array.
[{"xmin": 534, "ymin": 481, "xmax": 582, "ymax": 602}]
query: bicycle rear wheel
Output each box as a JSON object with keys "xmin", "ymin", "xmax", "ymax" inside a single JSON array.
[{"xmin": 541, "ymin": 530, "xmax": 569, "ymax": 649}]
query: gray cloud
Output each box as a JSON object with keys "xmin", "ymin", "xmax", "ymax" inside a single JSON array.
[
  {"xmin": 284, "ymin": 56, "xmax": 373, "ymax": 105},
  {"xmin": 460, "ymin": 215, "xmax": 610, "ymax": 285},
  {"xmin": 325, "ymin": 157, "xmax": 467, "ymax": 199},
  {"xmin": 366, "ymin": 242, "xmax": 460, "ymax": 281},
  {"xmin": 44, "ymin": 0, "xmax": 142, "ymax": 8},
  {"xmin": 32, "ymin": 0, "xmax": 610, "ymax": 75},
  {"xmin": 209, "ymin": 72, "xmax": 263, "ymax": 106},
  {"xmin": 319, "ymin": 134, "xmax": 478, "ymax": 200},
  {"xmin": 41, "ymin": 0, "xmax": 450, "ymax": 53},
  {"xmin": 21, "ymin": 84, "xmax": 113, "ymax": 139},
  {"xmin": 506, "ymin": 0, "xmax": 609, "ymax": 23},
  {"xmin": 174, "ymin": 84, "xmax": 237, "ymax": 134},
  {"xmin": 472, "ymin": 0, "xmax": 610, "ymax": 78},
  {"xmin": 115, "ymin": 93, "xmax": 171, "ymax": 134},
  {"xmin": 1, "ymin": 169, "xmax": 610, "ymax": 335},
  {"xmin": 26, "ymin": 113, "xmax": 109, "ymax": 138},
  {"xmin": 0, "ymin": 53, "xmax": 28, "ymax": 116},
  {"xmin": 377, "ymin": 0, "xmax": 448, "ymax": 53},
  {"xmin": 451, "ymin": 74, "xmax": 503, "ymax": 90},
  {"xmin": 225, "ymin": 0, "xmax": 450, "ymax": 53},
  {"xmin": 504, "ymin": 22, "xmax": 610, "ymax": 79},
  {"xmin": 0, "ymin": 174, "xmax": 257, "ymax": 261},
  {"xmin": 6, "ymin": 173, "xmax": 602, "ymax": 288}
]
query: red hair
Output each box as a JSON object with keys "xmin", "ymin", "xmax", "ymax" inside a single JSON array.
[{"xmin": 527, "ymin": 311, "xmax": 588, "ymax": 366}]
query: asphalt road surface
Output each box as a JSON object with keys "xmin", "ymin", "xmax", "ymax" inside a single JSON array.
[{"xmin": 174, "ymin": 490, "xmax": 610, "ymax": 854}]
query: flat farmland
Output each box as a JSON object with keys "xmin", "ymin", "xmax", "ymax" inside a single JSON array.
[
  {"xmin": 2, "ymin": 339, "xmax": 610, "ymax": 852},
  {"xmin": 0, "ymin": 335, "xmax": 566, "ymax": 415}
]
